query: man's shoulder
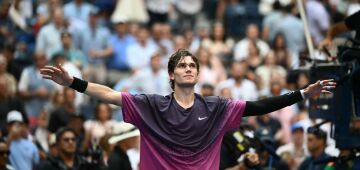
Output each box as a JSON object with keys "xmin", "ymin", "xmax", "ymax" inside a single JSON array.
[
  {"xmin": 126, "ymin": 93, "xmax": 172, "ymax": 103},
  {"xmin": 39, "ymin": 23, "xmax": 56, "ymax": 33}
]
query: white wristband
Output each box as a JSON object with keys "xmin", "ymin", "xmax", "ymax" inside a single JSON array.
[{"xmin": 300, "ymin": 89, "xmax": 306, "ymax": 99}]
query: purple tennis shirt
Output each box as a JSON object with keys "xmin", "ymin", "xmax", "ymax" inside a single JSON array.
[{"xmin": 121, "ymin": 92, "xmax": 246, "ymax": 170}]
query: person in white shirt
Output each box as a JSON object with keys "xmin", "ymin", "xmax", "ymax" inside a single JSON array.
[
  {"xmin": 217, "ymin": 60, "xmax": 258, "ymax": 101},
  {"xmin": 234, "ymin": 24, "xmax": 270, "ymax": 61}
]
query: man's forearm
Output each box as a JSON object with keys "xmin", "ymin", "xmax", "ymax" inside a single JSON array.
[
  {"xmin": 326, "ymin": 21, "xmax": 349, "ymax": 40},
  {"xmin": 243, "ymin": 90, "xmax": 303, "ymax": 116},
  {"xmin": 84, "ymin": 82, "xmax": 122, "ymax": 106}
]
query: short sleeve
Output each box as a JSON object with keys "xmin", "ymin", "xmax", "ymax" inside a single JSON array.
[
  {"xmin": 121, "ymin": 92, "xmax": 147, "ymax": 126},
  {"xmin": 224, "ymin": 100, "xmax": 246, "ymax": 130}
]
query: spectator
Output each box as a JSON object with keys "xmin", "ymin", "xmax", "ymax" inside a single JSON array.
[
  {"xmin": 0, "ymin": 1, "xmax": 14, "ymax": 50},
  {"xmin": 36, "ymin": 0, "xmax": 63, "ymax": 26},
  {"xmin": 3, "ymin": 44, "xmax": 22, "ymax": 81},
  {"xmin": 272, "ymin": 4, "xmax": 305, "ymax": 56},
  {"xmin": 63, "ymin": 0, "xmax": 96, "ymax": 23},
  {"xmin": 174, "ymin": 0, "xmax": 203, "ymax": 32},
  {"xmin": 80, "ymin": 9, "xmax": 111, "ymax": 84},
  {"xmin": 0, "ymin": 54, "xmax": 16, "ymax": 96},
  {"xmin": 276, "ymin": 123, "xmax": 308, "ymax": 170},
  {"xmin": 217, "ymin": 61, "xmax": 258, "ymax": 101},
  {"xmin": 0, "ymin": 137, "xmax": 13, "ymax": 170},
  {"xmin": 106, "ymin": 17, "xmax": 136, "ymax": 86},
  {"xmin": 44, "ymin": 89, "xmax": 64, "ymax": 113},
  {"xmin": 84, "ymin": 102, "xmax": 116, "ymax": 144},
  {"xmin": 262, "ymin": 1, "xmax": 283, "ymax": 43},
  {"xmin": 36, "ymin": 7, "xmax": 67, "ymax": 58},
  {"xmin": 126, "ymin": 27, "xmax": 159, "ymax": 72},
  {"xmin": 256, "ymin": 137, "xmax": 290, "ymax": 170},
  {"xmin": 200, "ymin": 83, "xmax": 215, "ymax": 97},
  {"xmin": 245, "ymin": 40, "xmax": 263, "ymax": 70},
  {"xmin": 150, "ymin": 23, "xmax": 174, "ymax": 60},
  {"xmin": 196, "ymin": 47, "xmax": 226, "ymax": 92},
  {"xmin": 18, "ymin": 52, "xmax": 55, "ymax": 126},
  {"xmin": 255, "ymin": 51, "xmax": 287, "ymax": 90},
  {"xmin": 7, "ymin": 110, "xmax": 39, "ymax": 170},
  {"xmin": 221, "ymin": 0, "xmax": 247, "ymax": 40},
  {"xmin": 146, "ymin": 0, "xmax": 172, "ymax": 26},
  {"xmin": 67, "ymin": 113, "xmax": 87, "ymax": 155},
  {"xmin": 183, "ymin": 29, "xmax": 201, "ymax": 54},
  {"xmin": 173, "ymin": 34, "xmax": 189, "ymax": 51},
  {"xmin": 252, "ymin": 114, "xmax": 282, "ymax": 143},
  {"xmin": 0, "ymin": 75, "xmax": 26, "ymax": 136},
  {"xmin": 48, "ymin": 88, "xmax": 77, "ymax": 133},
  {"xmin": 202, "ymin": 22, "xmax": 234, "ymax": 59},
  {"xmin": 234, "ymin": 24, "xmax": 270, "ymax": 61},
  {"xmin": 219, "ymin": 87, "xmax": 232, "ymax": 99},
  {"xmin": 36, "ymin": 127, "xmax": 91, "ymax": 169},
  {"xmin": 305, "ymin": 0, "xmax": 330, "ymax": 46},
  {"xmin": 129, "ymin": 53, "xmax": 171, "ymax": 95},
  {"xmin": 271, "ymin": 33, "xmax": 293, "ymax": 69},
  {"xmin": 108, "ymin": 122, "xmax": 140, "ymax": 170},
  {"xmin": 298, "ymin": 127, "xmax": 331, "ymax": 170},
  {"xmin": 53, "ymin": 31, "xmax": 88, "ymax": 70},
  {"xmin": 32, "ymin": 110, "xmax": 50, "ymax": 156}
]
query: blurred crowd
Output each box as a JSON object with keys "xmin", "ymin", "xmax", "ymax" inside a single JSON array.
[{"xmin": 0, "ymin": 0, "xmax": 359, "ymax": 169}]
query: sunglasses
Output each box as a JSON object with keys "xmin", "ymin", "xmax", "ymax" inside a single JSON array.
[
  {"xmin": 0, "ymin": 150, "xmax": 10, "ymax": 156},
  {"xmin": 62, "ymin": 137, "xmax": 76, "ymax": 142}
]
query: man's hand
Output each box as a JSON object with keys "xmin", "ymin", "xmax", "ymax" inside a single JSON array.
[
  {"xmin": 319, "ymin": 38, "xmax": 332, "ymax": 51},
  {"xmin": 40, "ymin": 64, "xmax": 73, "ymax": 87},
  {"xmin": 303, "ymin": 79, "xmax": 336, "ymax": 98}
]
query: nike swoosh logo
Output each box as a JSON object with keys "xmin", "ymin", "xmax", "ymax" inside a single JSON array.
[{"xmin": 198, "ymin": 116, "xmax": 208, "ymax": 120}]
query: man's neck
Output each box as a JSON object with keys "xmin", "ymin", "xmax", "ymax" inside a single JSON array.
[
  {"xmin": 151, "ymin": 68, "xmax": 159, "ymax": 74},
  {"xmin": 60, "ymin": 153, "xmax": 75, "ymax": 167},
  {"xmin": 311, "ymin": 148, "xmax": 324, "ymax": 159},
  {"xmin": 173, "ymin": 87, "xmax": 195, "ymax": 109},
  {"xmin": 64, "ymin": 45, "xmax": 71, "ymax": 50},
  {"xmin": 234, "ymin": 78, "xmax": 243, "ymax": 86}
]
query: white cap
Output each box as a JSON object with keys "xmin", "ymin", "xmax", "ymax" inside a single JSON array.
[
  {"xmin": 111, "ymin": 15, "xmax": 129, "ymax": 24},
  {"xmin": 108, "ymin": 122, "xmax": 140, "ymax": 144},
  {"xmin": 7, "ymin": 110, "xmax": 23, "ymax": 123}
]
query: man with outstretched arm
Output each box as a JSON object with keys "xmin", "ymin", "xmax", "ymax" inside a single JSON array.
[{"xmin": 40, "ymin": 49, "xmax": 336, "ymax": 170}]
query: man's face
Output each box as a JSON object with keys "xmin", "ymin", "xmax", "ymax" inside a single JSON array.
[
  {"xmin": 115, "ymin": 23, "xmax": 127, "ymax": 35},
  {"xmin": 292, "ymin": 130, "xmax": 304, "ymax": 146},
  {"xmin": 150, "ymin": 55, "xmax": 161, "ymax": 71},
  {"xmin": 170, "ymin": 56, "xmax": 199, "ymax": 89},
  {"xmin": 307, "ymin": 134, "xmax": 322, "ymax": 154},
  {"xmin": 58, "ymin": 131, "xmax": 76, "ymax": 155},
  {"xmin": 231, "ymin": 62, "xmax": 247, "ymax": 79},
  {"xmin": 61, "ymin": 34, "xmax": 72, "ymax": 47},
  {"xmin": 137, "ymin": 29, "xmax": 149, "ymax": 44},
  {"xmin": 34, "ymin": 53, "xmax": 47, "ymax": 68},
  {"xmin": 53, "ymin": 9, "xmax": 64, "ymax": 26}
]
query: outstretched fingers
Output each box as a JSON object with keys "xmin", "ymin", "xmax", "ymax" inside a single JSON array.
[
  {"xmin": 40, "ymin": 68, "xmax": 54, "ymax": 75},
  {"xmin": 319, "ymin": 79, "xmax": 336, "ymax": 93},
  {"xmin": 58, "ymin": 64, "xmax": 66, "ymax": 73},
  {"xmin": 42, "ymin": 74, "xmax": 53, "ymax": 80}
]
